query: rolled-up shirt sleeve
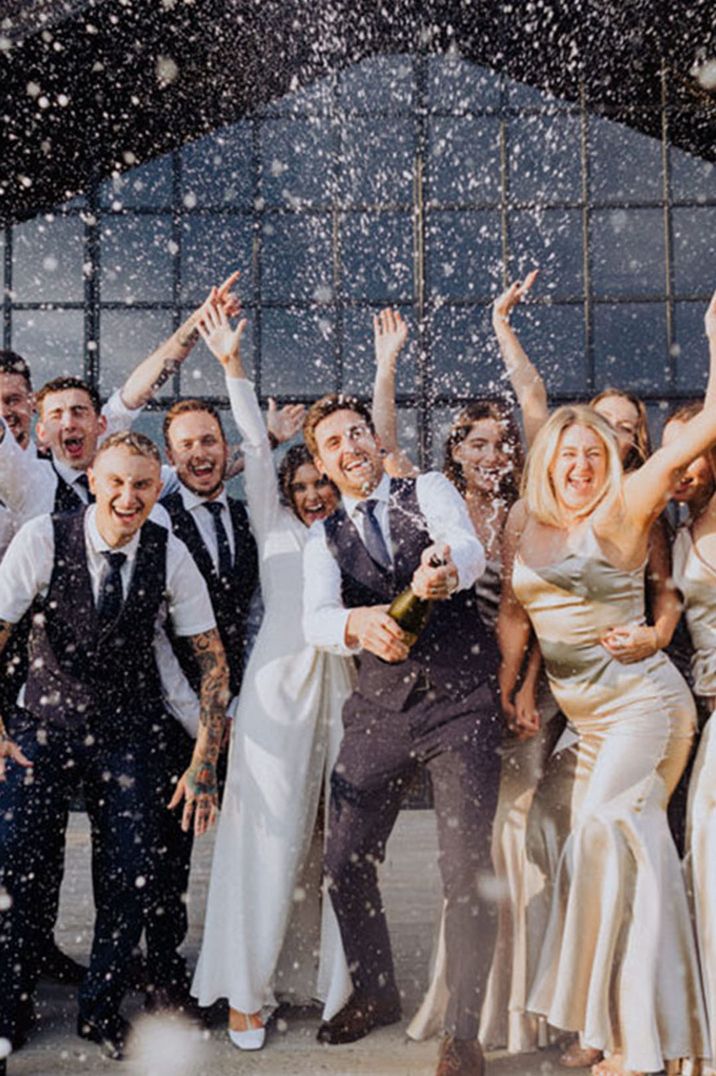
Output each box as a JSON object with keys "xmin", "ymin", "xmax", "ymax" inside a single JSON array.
[
  {"xmin": 302, "ymin": 523, "xmax": 358, "ymax": 656},
  {"xmin": 165, "ymin": 534, "xmax": 218, "ymax": 637},
  {"xmin": 100, "ymin": 389, "xmax": 143, "ymax": 438},
  {"xmin": 416, "ymin": 472, "xmax": 486, "ymax": 591},
  {"xmin": 0, "ymin": 419, "xmax": 56, "ymax": 519}
]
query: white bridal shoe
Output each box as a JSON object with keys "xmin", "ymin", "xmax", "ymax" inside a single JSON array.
[{"xmin": 228, "ymin": 1010, "xmax": 266, "ymax": 1051}]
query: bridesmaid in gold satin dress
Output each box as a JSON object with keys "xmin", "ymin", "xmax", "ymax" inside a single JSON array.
[
  {"xmin": 664, "ymin": 403, "xmax": 716, "ymax": 1073},
  {"xmin": 498, "ymin": 287, "xmax": 716, "ymax": 1076}
]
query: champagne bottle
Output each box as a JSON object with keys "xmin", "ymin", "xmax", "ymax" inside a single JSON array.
[
  {"xmin": 387, "ymin": 586, "xmax": 432, "ymax": 647},
  {"xmin": 387, "ymin": 554, "xmax": 444, "ymax": 647}
]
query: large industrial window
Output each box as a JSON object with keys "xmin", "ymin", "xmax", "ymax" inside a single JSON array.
[{"xmin": 3, "ymin": 53, "xmax": 716, "ymax": 463}]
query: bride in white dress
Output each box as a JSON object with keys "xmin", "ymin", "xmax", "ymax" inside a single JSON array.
[{"xmin": 190, "ymin": 298, "xmax": 354, "ymax": 1049}]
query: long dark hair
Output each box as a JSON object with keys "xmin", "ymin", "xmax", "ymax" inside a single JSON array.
[
  {"xmin": 443, "ymin": 399, "xmax": 524, "ymax": 507},
  {"xmin": 277, "ymin": 443, "xmax": 339, "ymax": 516},
  {"xmin": 590, "ymin": 388, "xmax": 651, "ymax": 473}
]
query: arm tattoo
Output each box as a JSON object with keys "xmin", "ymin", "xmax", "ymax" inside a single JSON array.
[
  {"xmin": 189, "ymin": 628, "xmax": 230, "ymax": 766},
  {"xmin": 176, "ymin": 325, "xmax": 200, "ymax": 350},
  {"xmin": 150, "ymin": 357, "xmax": 182, "ymax": 393}
]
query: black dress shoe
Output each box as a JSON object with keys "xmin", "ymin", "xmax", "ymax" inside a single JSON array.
[
  {"xmin": 77, "ymin": 1013, "xmax": 131, "ymax": 1061},
  {"xmin": 317, "ymin": 992, "xmax": 402, "ymax": 1045},
  {"xmin": 39, "ymin": 943, "xmax": 87, "ymax": 985}
]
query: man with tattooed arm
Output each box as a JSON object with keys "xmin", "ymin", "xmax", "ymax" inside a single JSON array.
[{"xmin": 0, "ymin": 431, "xmax": 229, "ymax": 1063}]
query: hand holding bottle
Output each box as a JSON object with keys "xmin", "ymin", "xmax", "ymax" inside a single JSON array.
[
  {"xmin": 411, "ymin": 543, "xmax": 457, "ymax": 601},
  {"xmin": 345, "ymin": 605, "xmax": 411, "ymax": 663}
]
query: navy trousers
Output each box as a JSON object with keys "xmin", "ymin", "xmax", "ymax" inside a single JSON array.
[
  {"xmin": 144, "ymin": 719, "xmax": 194, "ymax": 993},
  {"xmin": 325, "ymin": 680, "xmax": 502, "ymax": 1041},
  {"xmin": 0, "ymin": 714, "xmax": 166, "ymax": 1039}
]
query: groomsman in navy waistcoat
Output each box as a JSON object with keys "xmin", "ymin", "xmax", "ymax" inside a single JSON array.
[
  {"xmin": 0, "ymin": 431, "xmax": 230, "ymax": 1062},
  {"xmin": 148, "ymin": 399, "xmax": 258, "ymax": 1008},
  {"xmin": 303, "ymin": 395, "xmax": 502, "ymax": 1076}
]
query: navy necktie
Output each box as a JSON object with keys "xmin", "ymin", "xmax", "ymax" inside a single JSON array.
[
  {"xmin": 355, "ymin": 499, "xmax": 392, "ymax": 571},
  {"xmin": 75, "ymin": 472, "xmax": 95, "ymax": 504},
  {"xmin": 97, "ymin": 551, "xmax": 126, "ymax": 625},
  {"xmin": 203, "ymin": 501, "xmax": 232, "ymax": 579}
]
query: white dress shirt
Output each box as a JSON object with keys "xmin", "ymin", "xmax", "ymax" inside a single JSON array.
[
  {"xmin": 302, "ymin": 470, "xmax": 485, "ymax": 656},
  {"xmin": 153, "ymin": 484, "xmax": 235, "ymax": 572},
  {"xmin": 0, "ymin": 389, "xmax": 148, "ymax": 524},
  {"xmin": 0, "ymin": 505, "xmax": 216, "ymax": 634},
  {"xmin": 0, "ymin": 507, "xmax": 216, "ymax": 734}
]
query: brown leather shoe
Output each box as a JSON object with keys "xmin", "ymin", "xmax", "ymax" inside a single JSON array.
[
  {"xmin": 435, "ymin": 1035, "xmax": 485, "ymax": 1076},
  {"xmin": 317, "ymin": 992, "xmax": 402, "ymax": 1044}
]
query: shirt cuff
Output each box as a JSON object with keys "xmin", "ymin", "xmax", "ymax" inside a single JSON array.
[{"xmin": 105, "ymin": 388, "xmax": 143, "ymax": 422}]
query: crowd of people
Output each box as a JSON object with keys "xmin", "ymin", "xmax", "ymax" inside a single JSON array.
[{"xmin": 0, "ymin": 264, "xmax": 715, "ymax": 1076}]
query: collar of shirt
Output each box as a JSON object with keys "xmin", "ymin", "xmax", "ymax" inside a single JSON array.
[
  {"xmin": 85, "ymin": 504, "xmax": 141, "ymax": 565},
  {"xmin": 342, "ymin": 471, "xmax": 391, "ymax": 523},
  {"xmin": 179, "ymin": 483, "xmax": 229, "ymax": 515},
  {"xmin": 52, "ymin": 455, "xmax": 90, "ymax": 494}
]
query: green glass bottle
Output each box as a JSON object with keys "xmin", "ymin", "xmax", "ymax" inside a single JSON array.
[
  {"xmin": 387, "ymin": 586, "xmax": 432, "ymax": 647},
  {"xmin": 388, "ymin": 554, "xmax": 445, "ymax": 646}
]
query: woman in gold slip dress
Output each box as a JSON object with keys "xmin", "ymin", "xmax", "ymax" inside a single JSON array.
[{"xmin": 497, "ymin": 288, "xmax": 716, "ymax": 1076}]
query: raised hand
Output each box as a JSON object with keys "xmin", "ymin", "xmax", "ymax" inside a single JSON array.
[
  {"xmin": 267, "ymin": 399, "xmax": 306, "ymax": 444},
  {"xmin": 411, "ymin": 543, "xmax": 458, "ymax": 601},
  {"xmin": 198, "ymin": 301, "xmax": 248, "ymax": 366},
  {"xmin": 215, "ymin": 270, "xmax": 242, "ymax": 317},
  {"xmin": 373, "ymin": 308, "xmax": 409, "ymax": 372},
  {"xmin": 493, "ymin": 269, "xmax": 539, "ymax": 327}
]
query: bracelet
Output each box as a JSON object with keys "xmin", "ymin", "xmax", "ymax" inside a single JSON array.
[{"xmin": 267, "ymin": 431, "xmax": 279, "ymax": 451}]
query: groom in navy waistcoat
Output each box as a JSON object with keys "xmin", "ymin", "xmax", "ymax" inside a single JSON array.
[{"xmin": 303, "ymin": 395, "xmax": 502, "ymax": 1076}]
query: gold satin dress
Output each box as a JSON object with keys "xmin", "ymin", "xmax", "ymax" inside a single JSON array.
[
  {"xmin": 673, "ymin": 525, "xmax": 716, "ymax": 1065},
  {"xmin": 513, "ymin": 522, "xmax": 707, "ymax": 1072},
  {"xmin": 408, "ymin": 559, "xmax": 564, "ymax": 1051}
]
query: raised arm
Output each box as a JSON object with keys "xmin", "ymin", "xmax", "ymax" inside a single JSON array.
[
  {"xmin": 371, "ymin": 308, "xmax": 416, "ymax": 478},
  {"xmin": 622, "ymin": 289, "xmax": 716, "ymax": 530},
  {"xmin": 493, "ymin": 269, "xmax": 548, "ymax": 447},
  {"xmin": 168, "ymin": 628, "xmax": 230, "ymax": 835},
  {"xmin": 198, "ymin": 297, "xmax": 283, "ymax": 538},
  {"xmin": 118, "ymin": 271, "xmax": 241, "ymax": 409},
  {"xmin": 497, "ymin": 500, "xmax": 536, "ymax": 735}
]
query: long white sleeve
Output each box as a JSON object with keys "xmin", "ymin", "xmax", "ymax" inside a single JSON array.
[
  {"xmin": 415, "ymin": 472, "xmax": 486, "ymax": 590},
  {"xmin": 225, "ymin": 376, "xmax": 282, "ymax": 541},
  {"xmin": 302, "ymin": 522, "xmax": 359, "ymax": 656}
]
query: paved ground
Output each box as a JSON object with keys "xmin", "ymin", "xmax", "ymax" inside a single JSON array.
[{"xmin": 5, "ymin": 811, "xmax": 578, "ymax": 1076}]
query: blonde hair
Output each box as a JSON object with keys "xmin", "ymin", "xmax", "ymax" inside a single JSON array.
[{"xmin": 521, "ymin": 405, "xmax": 624, "ymax": 527}]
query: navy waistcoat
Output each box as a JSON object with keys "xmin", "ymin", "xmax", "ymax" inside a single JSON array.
[
  {"xmin": 323, "ymin": 477, "xmax": 498, "ymax": 711},
  {"xmin": 24, "ymin": 510, "xmax": 167, "ymax": 730},
  {"xmin": 161, "ymin": 491, "xmax": 258, "ymax": 697}
]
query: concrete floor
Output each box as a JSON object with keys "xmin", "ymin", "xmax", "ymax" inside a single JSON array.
[{"xmin": 5, "ymin": 811, "xmax": 577, "ymax": 1076}]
